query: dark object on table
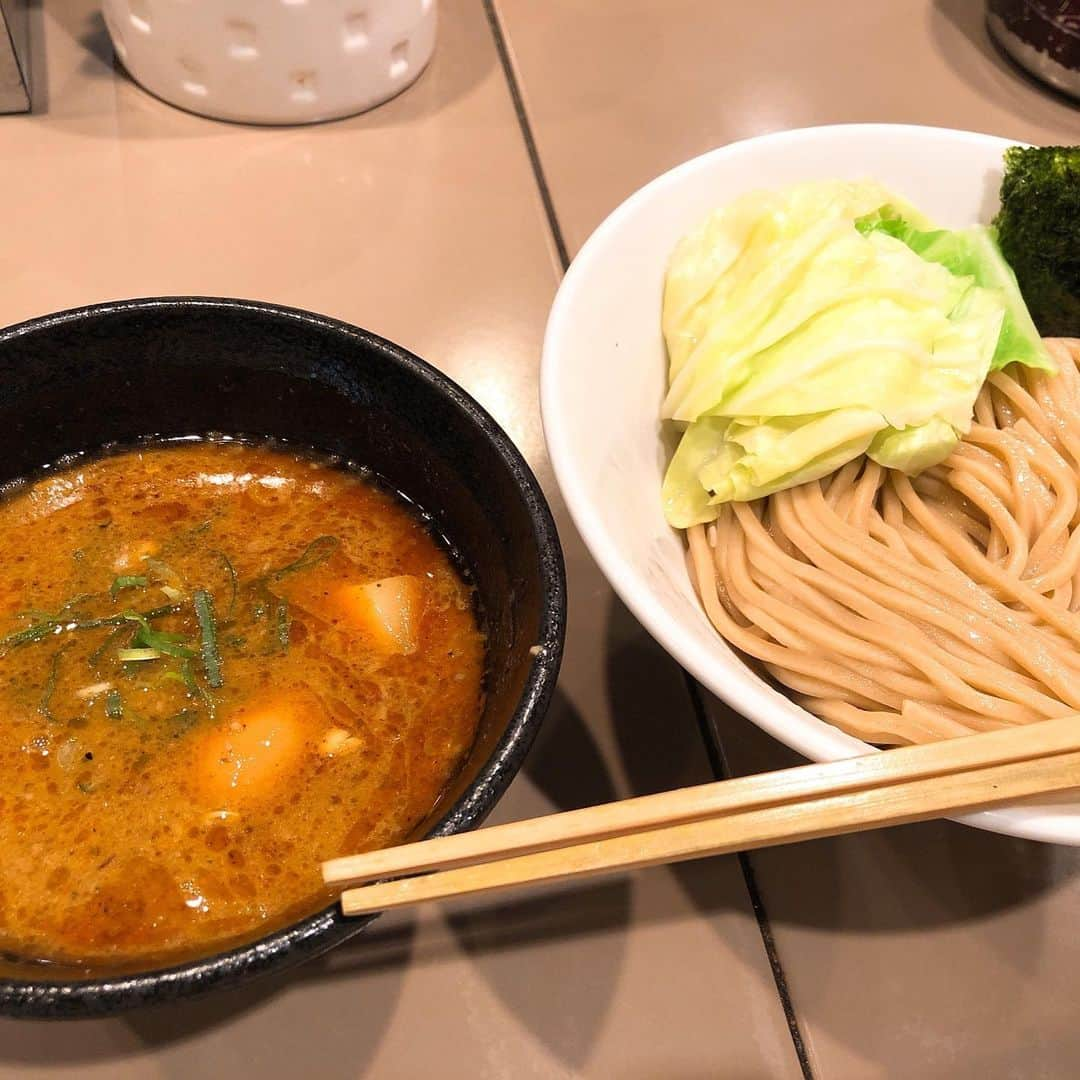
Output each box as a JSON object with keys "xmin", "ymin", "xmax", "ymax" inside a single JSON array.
[
  {"xmin": 0, "ymin": 0, "xmax": 29, "ymax": 113},
  {"xmin": 0, "ymin": 297, "xmax": 566, "ymax": 1018},
  {"xmin": 987, "ymin": 0, "xmax": 1080, "ymax": 98},
  {"xmin": 994, "ymin": 144, "xmax": 1080, "ymax": 338}
]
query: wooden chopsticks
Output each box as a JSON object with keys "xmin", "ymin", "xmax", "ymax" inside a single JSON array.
[{"xmin": 322, "ymin": 714, "xmax": 1080, "ymax": 916}]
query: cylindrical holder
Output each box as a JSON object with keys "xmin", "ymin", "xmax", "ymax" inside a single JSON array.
[
  {"xmin": 987, "ymin": 0, "xmax": 1080, "ymax": 100},
  {"xmin": 101, "ymin": 0, "xmax": 437, "ymax": 125}
]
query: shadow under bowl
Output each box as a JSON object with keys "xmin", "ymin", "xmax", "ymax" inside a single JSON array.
[{"xmin": 0, "ymin": 296, "xmax": 566, "ymax": 1018}]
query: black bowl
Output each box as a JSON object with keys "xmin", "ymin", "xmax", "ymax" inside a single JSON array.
[{"xmin": 0, "ymin": 297, "xmax": 566, "ymax": 1018}]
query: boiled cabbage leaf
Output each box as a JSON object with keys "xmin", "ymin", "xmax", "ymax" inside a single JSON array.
[
  {"xmin": 855, "ymin": 205, "xmax": 1053, "ymax": 373},
  {"xmin": 661, "ymin": 181, "xmax": 1053, "ymax": 528}
]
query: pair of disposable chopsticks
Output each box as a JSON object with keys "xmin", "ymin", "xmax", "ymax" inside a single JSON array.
[{"xmin": 322, "ymin": 714, "xmax": 1080, "ymax": 915}]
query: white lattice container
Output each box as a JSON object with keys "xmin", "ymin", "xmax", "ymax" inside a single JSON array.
[{"xmin": 101, "ymin": 0, "xmax": 437, "ymax": 125}]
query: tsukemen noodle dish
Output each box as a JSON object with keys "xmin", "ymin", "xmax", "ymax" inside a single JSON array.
[
  {"xmin": 0, "ymin": 441, "xmax": 484, "ymax": 966},
  {"xmin": 661, "ymin": 146, "xmax": 1080, "ymax": 747}
]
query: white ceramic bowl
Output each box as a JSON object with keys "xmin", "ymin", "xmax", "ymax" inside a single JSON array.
[
  {"xmin": 102, "ymin": 0, "xmax": 436, "ymax": 125},
  {"xmin": 542, "ymin": 123, "xmax": 1080, "ymax": 845}
]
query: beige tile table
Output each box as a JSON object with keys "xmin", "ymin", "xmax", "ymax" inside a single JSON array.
[
  {"xmin": 493, "ymin": 0, "xmax": 1080, "ymax": 1076},
  {"xmin": 0, "ymin": 2, "xmax": 802, "ymax": 1078}
]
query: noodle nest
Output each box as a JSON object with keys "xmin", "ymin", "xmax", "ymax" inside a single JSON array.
[{"xmin": 688, "ymin": 339, "xmax": 1080, "ymax": 745}]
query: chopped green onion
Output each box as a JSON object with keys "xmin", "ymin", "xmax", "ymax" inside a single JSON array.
[
  {"xmin": 88, "ymin": 625, "xmax": 130, "ymax": 669},
  {"xmin": 105, "ymin": 689, "xmax": 123, "ymax": 719},
  {"xmin": 39, "ymin": 646, "xmax": 70, "ymax": 722},
  {"xmin": 121, "ymin": 610, "xmax": 196, "ymax": 659},
  {"xmin": 118, "ymin": 647, "xmax": 161, "ymax": 662},
  {"xmin": 74, "ymin": 615, "xmax": 133, "ymax": 631},
  {"xmin": 215, "ymin": 552, "xmax": 239, "ymax": 621},
  {"xmin": 160, "ymin": 585, "xmax": 183, "ymax": 601},
  {"xmin": 62, "ymin": 604, "xmax": 184, "ymax": 633},
  {"xmin": 181, "ymin": 657, "xmax": 217, "ymax": 720},
  {"xmin": 2, "ymin": 603, "xmax": 153, "ymax": 654},
  {"xmin": 118, "ymin": 609, "xmax": 152, "ymax": 634},
  {"xmin": 274, "ymin": 598, "xmax": 291, "ymax": 653},
  {"xmin": 58, "ymin": 593, "xmax": 96, "ymax": 615},
  {"xmin": 3, "ymin": 599, "xmax": 185, "ymax": 657},
  {"xmin": 266, "ymin": 536, "xmax": 340, "ymax": 582},
  {"xmin": 110, "ymin": 575, "xmax": 148, "ymax": 598},
  {"xmin": 180, "ymin": 657, "xmax": 199, "ymax": 696},
  {"xmin": 16, "ymin": 608, "xmax": 59, "ymax": 622},
  {"xmin": 136, "ymin": 629, "xmax": 195, "ymax": 659},
  {"xmin": 1, "ymin": 621, "xmax": 58, "ymax": 653},
  {"xmin": 193, "ymin": 589, "xmax": 223, "ymax": 689},
  {"xmin": 138, "ymin": 603, "xmax": 184, "ymax": 622}
]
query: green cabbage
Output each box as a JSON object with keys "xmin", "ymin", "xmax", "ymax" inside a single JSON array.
[
  {"xmin": 661, "ymin": 181, "xmax": 1054, "ymax": 528},
  {"xmin": 855, "ymin": 205, "xmax": 1054, "ymax": 374}
]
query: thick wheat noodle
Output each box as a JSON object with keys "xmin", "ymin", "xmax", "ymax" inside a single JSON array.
[
  {"xmin": 776, "ymin": 483, "xmax": 1080, "ymax": 686},
  {"xmin": 826, "ymin": 459, "xmax": 864, "ymax": 507},
  {"xmin": 867, "ymin": 479, "xmax": 1080, "ymax": 687},
  {"xmin": 747, "ymin": 505, "xmax": 1075, "ymax": 717},
  {"xmin": 727, "ymin": 517, "xmax": 925, "ymax": 677},
  {"xmin": 813, "ymin": 699, "xmax": 996, "ymax": 742},
  {"xmin": 748, "ymin": 549, "xmax": 1058, "ymax": 715},
  {"xmin": 867, "ymin": 513, "xmax": 971, "ymax": 573},
  {"xmin": 779, "ymin": 488, "xmax": 1076, "ymax": 714},
  {"xmin": 770, "ymin": 668, "xmax": 888, "ymax": 711},
  {"xmin": 686, "ymin": 523, "xmax": 901, "ymax": 706},
  {"xmin": 745, "ymin": 530, "xmax": 920, "ymax": 675},
  {"xmin": 1000, "ymin": 432, "xmax": 1040, "ymax": 541},
  {"xmin": 974, "ymin": 391, "xmax": 997, "ymax": 428},
  {"xmin": 954, "ymin": 432, "xmax": 1044, "ymax": 551},
  {"xmin": 738, "ymin": 500, "xmax": 1039, "ymax": 681},
  {"xmin": 699, "ymin": 520, "xmax": 932, "ymax": 710},
  {"xmin": 846, "ymin": 459, "xmax": 883, "ymax": 527},
  {"xmin": 879, "ymin": 484, "xmax": 909, "ymax": 536},
  {"xmin": 972, "ymin": 422, "xmax": 1079, "ymax": 547},
  {"xmin": 1028, "ymin": 374, "xmax": 1080, "ymax": 474},
  {"xmin": 942, "ymin": 450, "xmax": 1013, "ymax": 521},
  {"xmin": 686, "ymin": 339, "xmax": 1080, "ymax": 745},
  {"xmin": 887, "ymin": 495, "xmax": 991, "ymax": 556},
  {"xmin": 988, "ymin": 373, "xmax": 1063, "ymax": 451},
  {"xmin": 888, "ymin": 471, "xmax": 1080, "ymax": 654},
  {"xmin": 994, "ymin": 361, "xmax": 1080, "ymax": 468},
  {"xmin": 947, "ymin": 469, "xmax": 1030, "ymax": 575},
  {"xmin": 1023, "ymin": 421, "xmax": 1080, "ymax": 530},
  {"xmin": 1008, "ymin": 424, "xmax": 1067, "ymax": 563}
]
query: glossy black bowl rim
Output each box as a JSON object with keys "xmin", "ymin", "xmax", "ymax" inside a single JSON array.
[{"xmin": 0, "ymin": 296, "xmax": 567, "ymax": 1018}]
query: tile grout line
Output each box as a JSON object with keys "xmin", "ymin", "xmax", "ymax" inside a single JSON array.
[
  {"xmin": 483, "ymin": 3, "xmax": 815, "ymax": 1074},
  {"xmin": 481, "ymin": 0, "xmax": 571, "ymax": 272},
  {"xmin": 683, "ymin": 673, "xmax": 815, "ymax": 1080}
]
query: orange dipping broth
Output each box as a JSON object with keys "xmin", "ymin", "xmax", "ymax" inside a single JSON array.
[{"xmin": 0, "ymin": 443, "xmax": 484, "ymax": 966}]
